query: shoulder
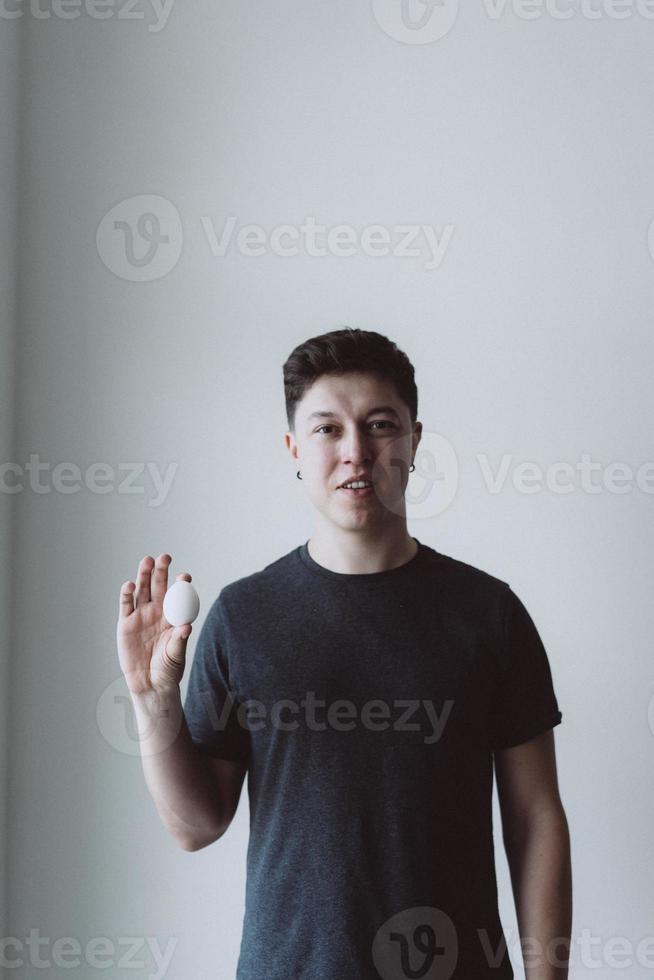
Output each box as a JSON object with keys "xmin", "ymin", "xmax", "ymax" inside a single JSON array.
[
  {"xmin": 412, "ymin": 544, "xmax": 516, "ymax": 642},
  {"xmin": 205, "ymin": 544, "xmax": 301, "ymax": 613},
  {"xmin": 420, "ymin": 542, "xmax": 510, "ymax": 599}
]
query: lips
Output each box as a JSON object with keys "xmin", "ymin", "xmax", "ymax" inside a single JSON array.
[{"xmin": 338, "ymin": 476, "xmax": 374, "ymax": 489}]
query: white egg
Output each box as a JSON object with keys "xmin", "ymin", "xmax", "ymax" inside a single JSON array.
[{"xmin": 163, "ymin": 580, "xmax": 200, "ymax": 627}]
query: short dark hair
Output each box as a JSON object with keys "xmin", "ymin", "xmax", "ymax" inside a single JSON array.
[{"xmin": 283, "ymin": 326, "xmax": 418, "ymax": 433}]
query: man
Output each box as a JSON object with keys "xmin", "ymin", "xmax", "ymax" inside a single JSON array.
[{"xmin": 117, "ymin": 327, "xmax": 572, "ymax": 980}]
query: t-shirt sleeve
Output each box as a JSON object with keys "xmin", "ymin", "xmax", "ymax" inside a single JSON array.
[
  {"xmin": 488, "ymin": 586, "xmax": 563, "ymax": 752},
  {"xmin": 182, "ymin": 591, "xmax": 250, "ymax": 766}
]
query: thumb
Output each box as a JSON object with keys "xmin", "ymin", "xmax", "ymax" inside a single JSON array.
[{"xmin": 164, "ymin": 623, "xmax": 192, "ymax": 665}]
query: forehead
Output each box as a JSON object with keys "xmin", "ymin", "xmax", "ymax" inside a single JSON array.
[{"xmin": 298, "ymin": 372, "xmax": 402, "ymax": 417}]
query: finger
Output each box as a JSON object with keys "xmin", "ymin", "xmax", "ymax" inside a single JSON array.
[
  {"xmin": 176, "ymin": 572, "xmax": 192, "ymax": 582},
  {"xmin": 165, "ymin": 623, "xmax": 193, "ymax": 665},
  {"xmin": 119, "ymin": 581, "xmax": 135, "ymax": 619},
  {"xmin": 134, "ymin": 555, "xmax": 154, "ymax": 608},
  {"xmin": 151, "ymin": 553, "xmax": 172, "ymax": 604}
]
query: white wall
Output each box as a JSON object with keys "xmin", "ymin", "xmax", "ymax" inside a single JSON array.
[
  {"xmin": 4, "ymin": 3, "xmax": 654, "ymax": 978},
  {"xmin": 0, "ymin": 9, "xmax": 23, "ymax": 970}
]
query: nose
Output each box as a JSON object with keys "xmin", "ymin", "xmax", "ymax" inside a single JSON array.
[{"xmin": 340, "ymin": 426, "xmax": 372, "ymax": 466}]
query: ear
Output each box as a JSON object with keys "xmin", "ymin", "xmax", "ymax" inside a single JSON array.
[
  {"xmin": 412, "ymin": 420, "xmax": 423, "ymax": 455},
  {"xmin": 284, "ymin": 432, "xmax": 298, "ymax": 460}
]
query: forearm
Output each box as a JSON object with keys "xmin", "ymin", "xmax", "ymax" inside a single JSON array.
[
  {"xmin": 131, "ymin": 687, "xmax": 225, "ymax": 849},
  {"xmin": 504, "ymin": 808, "xmax": 572, "ymax": 980}
]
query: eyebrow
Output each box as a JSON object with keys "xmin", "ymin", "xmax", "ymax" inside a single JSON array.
[{"xmin": 307, "ymin": 406, "xmax": 401, "ymax": 421}]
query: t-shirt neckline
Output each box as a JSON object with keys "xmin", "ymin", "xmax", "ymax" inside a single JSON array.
[{"xmin": 297, "ymin": 537, "xmax": 426, "ymax": 582}]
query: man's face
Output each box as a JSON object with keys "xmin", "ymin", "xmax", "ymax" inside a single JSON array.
[{"xmin": 284, "ymin": 372, "xmax": 422, "ymax": 533}]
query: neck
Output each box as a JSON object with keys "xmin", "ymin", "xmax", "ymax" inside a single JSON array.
[{"xmin": 307, "ymin": 524, "xmax": 418, "ymax": 575}]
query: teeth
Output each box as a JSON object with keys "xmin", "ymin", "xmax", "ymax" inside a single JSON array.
[{"xmin": 342, "ymin": 481, "xmax": 372, "ymax": 489}]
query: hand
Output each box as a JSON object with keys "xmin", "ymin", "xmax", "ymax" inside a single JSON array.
[{"xmin": 116, "ymin": 554, "xmax": 193, "ymax": 696}]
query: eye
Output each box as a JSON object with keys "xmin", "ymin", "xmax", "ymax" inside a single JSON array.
[{"xmin": 315, "ymin": 421, "xmax": 396, "ymax": 434}]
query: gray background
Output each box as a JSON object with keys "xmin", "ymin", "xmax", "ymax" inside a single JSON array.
[{"xmin": 2, "ymin": 1, "xmax": 653, "ymax": 978}]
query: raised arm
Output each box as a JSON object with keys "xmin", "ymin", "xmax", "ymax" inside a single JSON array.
[{"xmin": 116, "ymin": 553, "xmax": 246, "ymax": 850}]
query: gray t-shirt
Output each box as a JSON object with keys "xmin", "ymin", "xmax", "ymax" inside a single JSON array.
[{"xmin": 183, "ymin": 538, "xmax": 563, "ymax": 980}]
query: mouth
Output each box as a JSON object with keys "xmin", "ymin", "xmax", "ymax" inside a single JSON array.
[
  {"xmin": 338, "ymin": 479, "xmax": 375, "ymax": 497},
  {"xmin": 340, "ymin": 486, "xmax": 374, "ymax": 498}
]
